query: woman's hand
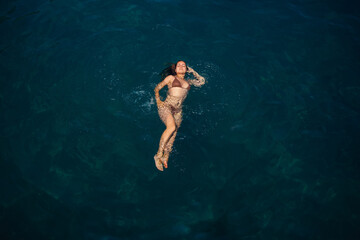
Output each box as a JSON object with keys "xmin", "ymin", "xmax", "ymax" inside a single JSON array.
[
  {"xmin": 156, "ymin": 99, "xmax": 165, "ymax": 108},
  {"xmin": 188, "ymin": 67, "xmax": 202, "ymax": 79}
]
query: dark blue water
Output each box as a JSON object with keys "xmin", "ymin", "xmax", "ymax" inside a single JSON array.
[{"xmin": 1, "ymin": 0, "xmax": 360, "ymax": 239}]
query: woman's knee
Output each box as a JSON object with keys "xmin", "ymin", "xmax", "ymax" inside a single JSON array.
[
  {"xmin": 165, "ymin": 115, "xmax": 176, "ymax": 132},
  {"xmin": 166, "ymin": 124, "xmax": 176, "ymax": 133}
]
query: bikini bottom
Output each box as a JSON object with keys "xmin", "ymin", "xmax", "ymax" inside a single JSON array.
[{"xmin": 157, "ymin": 94, "xmax": 184, "ymax": 127}]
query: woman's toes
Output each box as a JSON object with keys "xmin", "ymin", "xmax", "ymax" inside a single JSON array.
[
  {"xmin": 156, "ymin": 161, "xmax": 164, "ymax": 171},
  {"xmin": 154, "ymin": 155, "xmax": 164, "ymax": 171},
  {"xmin": 161, "ymin": 157, "xmax": 168, "ymax": 168}
]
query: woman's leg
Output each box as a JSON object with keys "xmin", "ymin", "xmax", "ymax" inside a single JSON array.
[
  {"xmin": 154, "ymin": 114, "xmax": 176, "ymax": 171},
  {"xmin": 162, "ymin": 110, "xmax": 183, "ymax": 168}
]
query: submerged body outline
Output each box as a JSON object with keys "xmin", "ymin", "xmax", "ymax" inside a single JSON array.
[{"xmin": 154, "ymin": 61, "xmax": 205, "ymax": 171}]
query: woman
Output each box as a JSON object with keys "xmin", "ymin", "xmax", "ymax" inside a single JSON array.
[{"xmin": 154, "ymin": 60, "xmax": 206, "ymax": 171}]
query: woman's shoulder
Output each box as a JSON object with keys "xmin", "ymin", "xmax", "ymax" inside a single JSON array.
[{"xmin": 164, "ymin": 75, "xmax": 176, "ymax": 83}]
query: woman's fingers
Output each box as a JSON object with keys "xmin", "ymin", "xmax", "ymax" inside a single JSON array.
[{"xmin": 157, "ymin": 101, "xmax": 164, "ymax": 108}]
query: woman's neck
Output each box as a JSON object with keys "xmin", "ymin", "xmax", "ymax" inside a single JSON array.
[{"xmin": 176, "ymin": 74, "xmax": 185, "ymax": 79}]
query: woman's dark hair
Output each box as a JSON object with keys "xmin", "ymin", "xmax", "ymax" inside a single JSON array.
[{"xmin": 160, "ymin": 60, "xmax": 187, "ymax": 80}]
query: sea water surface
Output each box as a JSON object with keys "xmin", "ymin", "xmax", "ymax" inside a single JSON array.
[{"xmin": 1, "ymin": 0, "xmax": 360, "ymax": 239}]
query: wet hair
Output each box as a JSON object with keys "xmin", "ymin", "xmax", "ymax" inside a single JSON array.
[{"xmin": 160, "ymin": 60, "xmax": 188, "ymax": 80}]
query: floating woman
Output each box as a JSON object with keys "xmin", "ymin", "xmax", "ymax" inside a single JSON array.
[{"xmin": 154, "ymin": 60, "xmax": 206, "ymax": 171}]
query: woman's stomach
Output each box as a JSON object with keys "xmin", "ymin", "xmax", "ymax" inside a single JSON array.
[
  {"xmin": 165, "ymin": 94, "xmax": 187, "ymax": 109},
  {"xmin": 167, "ymin": 87, "xmax": 188, "ymax": 97}
]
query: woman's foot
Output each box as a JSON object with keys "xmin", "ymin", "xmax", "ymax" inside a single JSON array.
[
  {"xmin": 161, "ymin": 153, "xmax": 169, "ymax": 169},
  {"xmin": 154, "ymin": 153, "xmax": 164, "ymax": 171}
]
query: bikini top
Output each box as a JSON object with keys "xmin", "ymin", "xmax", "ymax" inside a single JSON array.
[{"xmin": 170, "ymin": 76, "xmax": 191, "ymax": 90}]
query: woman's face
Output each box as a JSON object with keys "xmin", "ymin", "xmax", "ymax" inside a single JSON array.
[{"xmin": 175, "ymin": 61, "xmax": 187, "ymax": 74}]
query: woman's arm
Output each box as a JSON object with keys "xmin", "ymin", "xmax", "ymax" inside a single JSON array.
[
  {"xmin": 187, "ymin": 67, "xmax": 206, "ymax": 87},
  {"xmin": 154, "ymin": 75, "xmax": 173, "ymax": 104}
]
